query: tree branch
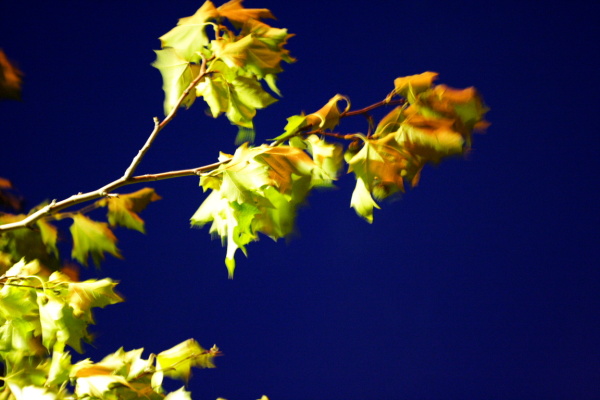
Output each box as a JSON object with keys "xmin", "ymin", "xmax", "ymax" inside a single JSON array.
[
  {"xmin": 0, "ymin": 57, "xmax": 223, "ymax": 233},
  {"xmin": 122, "ymin": 56, "xmax": 211, "ymax": 179},
  {"xmin": 0, "ymin": 160, "xmax": 229, "ymax": 233},
  {"xmin": 340, "ymin": 98, "xmax": 405, "ymax": 118}
]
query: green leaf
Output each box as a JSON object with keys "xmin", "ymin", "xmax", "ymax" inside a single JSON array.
[
  {"xmin": 346, "ymin": 135, "xmax": 424, "ymax": 221},
  {"xmin": 48, "ymin": 271, "xmax": 123, "ymax": 322},
  {"xmin": 0, "ymin": 213, "xmax": 61, "ymax": 270},
  {"xmin": 272, "ymin": 114, "xmax": 308, "ymax": 142},
  {"xmin": 36, "ymin": 219, "xmax": 58, "ymax": 258},
  {"xmin": 197, "ymin": 72, "xmax": 277, "ymax": 141},
  {"xmin": 226, "ymin": 76, "xmax": 278, "ymax": 140},
  {"xmin": 72, "ymin": 372, "xmax": 131, "ymax": 399},
  {"xmin": 99, "ymin": 188, "xmax": 161, "ymax": 233},
  {"xmin": 37, "ymin": 291, "xmax": 87, "ymax": 353},
  {"xmin": 69, "ymin": 214, "xmax": 121, "ymax": 267},
  {"xmin": 156, "ymin": 339, "xmax": 215, "ymax": 383},
  {"xmin": 46, "ymin": 349, "xmax": 72, "ymax": 386},
  {"xmin": 196, "ymin": 74, "xmax": 229, "ymax": 118},
  {"xmin": 152, "ymin": 48, "xmax": 200, "ymax": 115},
  {"xmin": 192, "ymin": 144, "xmax": 330, "ymax": 276},
  {"xmin": 159, "ymin": 1, "xmax": 218, "ymax": 63},
  {"xmin": 304, "ymin": 135, "xmax": 344, "ymax": 180}
]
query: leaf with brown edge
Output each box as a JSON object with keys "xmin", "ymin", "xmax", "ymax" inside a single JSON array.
[
  {"xmin": 36, "ymin": 218, "xmax": 59, "ymax": 258},
  {"xmin": 69, "ymin": 214, "xmax": 121, "ymax": 267},
  {"xmin": 217, "ymin": 0, "xmax": 275, "ymax": 28},
  {"xmin": 214, "ymin": 35, "xmax": 285, "ymax": 79},
  {"xmin": 397, "ymin": 113, "xmax": 466, "ymax": 163},
  {"xmin": 99, "ymin": 188, "xmax": 161, "ymax": 233},
  {"xmin": 393, "ymin": 71, "xmax": 438, "ymax": 102},
  {"xmin": 309, "ymin": 94, "xmax": 350, "ymax": 131},
  {"xmin": 423, "ymin": 84, "xmax": 489, "ymax": 132}
]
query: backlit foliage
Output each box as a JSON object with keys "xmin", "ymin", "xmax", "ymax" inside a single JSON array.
[{"xmin": 0, "ymin": 1, "xmax": 487, "ymax": 398}]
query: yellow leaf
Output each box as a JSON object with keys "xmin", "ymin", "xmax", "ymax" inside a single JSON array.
[{"xmin": 393, "ymin": 71, "xmax": 438, "ymax": 100}]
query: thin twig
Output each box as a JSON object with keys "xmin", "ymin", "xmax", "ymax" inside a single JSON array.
[
  {"xmin": 340, "ymin": 98, "xmax": 405, "ymax": 118},
  {"xmin": 0, "ymin": 159, "xmax": 229, "ymax": 233},
  {"xmin": 0, "ymin": 57, "xmax": 222, "ymax": 233},
  {"xmin": 269, "ymin": 98, "xmax": 406, "ymax": 147},
  {"xmin": 122, "ymin": 56, "xmax": 210, "ymax": 179}
]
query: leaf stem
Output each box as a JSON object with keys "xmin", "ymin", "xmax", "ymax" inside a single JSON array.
[{"xmin": 340, "ymin": 98, "xmax": 405, "ymax": 118}]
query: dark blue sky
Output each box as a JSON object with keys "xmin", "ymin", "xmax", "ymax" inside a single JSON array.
[{"xmin": 2, "ymin": 1, "xmax": 599, "ymax": 399}]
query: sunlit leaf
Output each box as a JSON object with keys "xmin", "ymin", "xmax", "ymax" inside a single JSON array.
[
  {"xmin": 309, "ymin": 94, "xmax": 350, "ymax": 131},
  {"xmin": 48, "ymin": 271, "xmax": 123, "ymax": 322},
  {"xmin": 69, "ymin": 214, "xmax": 121, "ymax": 267},
  {"xmin": 192, "ymin": 143, "xmax": 330, "ymax": 276},
  {"xmin": 99, "ymin": 188, "xmax": 161, "ymax": 233},
  {"xmin": 36, "ymin": 219, "xmax": 58, "ymax": 258},
  {"xmin": 304, "ymin": 135, "xmax": 344, "ymax": 179},
  {"xmin": 393, "ymin": 71, "xmax": 438, "ymax": 102},
  {"xmin": 152, "ymin": 48, "xmax": 200, "ymax": 115},
  {"xmin": 156, "ymin": 339, "xmax": 215, "ymax": 383},
  {"xmin": 217, "ymin": 0, "xmax": 275, "ymax": 28},
  {"xmin": 159, "ymin": 1, "xmax": 218, "ymax": 63},
  {"xmin": 164, "ymin": 387, "xmax": 193, "ymax": 400}
]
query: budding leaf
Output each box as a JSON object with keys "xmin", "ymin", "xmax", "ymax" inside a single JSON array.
[{"xmin": 69, "ymin": 214, "xmax": 121, "ymax": 267}]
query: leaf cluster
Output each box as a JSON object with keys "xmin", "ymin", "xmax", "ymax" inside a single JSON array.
[
  {"xmin": 0, "ymin": 188, "xmax": 160, "ymax": 274},
  {"xmin": 153, "ymin": 0, "xmax": 294, "ymax": 142},
  {"xmin": 1, "ymin": 1, "xmax": 489, "ymax": 399},
  {"xmin": 192, "ymin": 73, "xmax": 488, "ymax": 272}
]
